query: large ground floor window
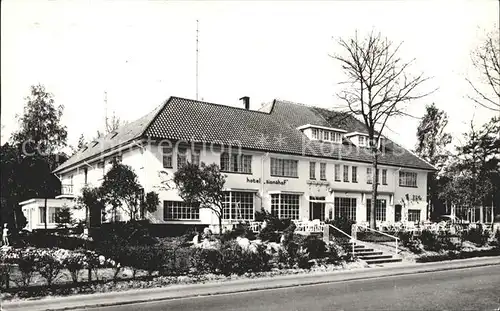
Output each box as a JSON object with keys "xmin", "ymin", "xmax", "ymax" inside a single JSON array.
[
  {"xmin": 366, "ymin": 199, "xmax": 387, "ymax": 221},
  {"xmin": 271, "ymin": 193, "xmax": 300, "ymax": 220},
  {"xmin": 334, "ymin": 197, "xmax": 357, "ymax": 221},
  {"xmin": 164, "ymin": 201, "xmax": 200, "ymax": 220},
  {"xmin": 222, "ymin": 191, "xmax": 254, "ymax": 220},
  {"xmin": 408, "ymin": 209, "xmax": 421, "ymax": 222}
]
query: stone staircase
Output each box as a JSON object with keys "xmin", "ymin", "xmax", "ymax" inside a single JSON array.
[{"xmin": 341, "ymin": 241, "xmax": 402, "ymax": 265}]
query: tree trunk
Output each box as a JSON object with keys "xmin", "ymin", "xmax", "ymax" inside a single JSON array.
[
  {"xmin": 218, "ymin": 215, "xmax": 223, "ymax": 235},
  {"xmin": 370, "ymin": 153, "xmax": 378, "ymax": 229},
  {"xmin": 44, "ymin": 197, "xmax": 48, "ymax": 230}
]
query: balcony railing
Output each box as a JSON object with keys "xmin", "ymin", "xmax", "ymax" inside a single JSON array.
[{"xmin": 61, "ymin": 184, "xmax": 74, "ymax": 195}]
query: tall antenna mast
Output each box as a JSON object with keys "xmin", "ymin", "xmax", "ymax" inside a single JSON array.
[
  {"xmin": 196, "ymin": 19, "xmax": 199, "ymax": 100},
  {"xmin": 104, "ymin": 91, "xmax": 108, "ymax": 132}
]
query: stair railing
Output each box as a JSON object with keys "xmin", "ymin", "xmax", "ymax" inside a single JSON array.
[
  {"xmin": 354, "ymin": 224, "xmax": 399, "ymax": 255},
  {"xmin": 327, "ymin": 224, "xmax": 356, "ymax": 255}
]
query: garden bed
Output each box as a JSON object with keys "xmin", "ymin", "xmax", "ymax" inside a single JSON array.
[{"xmin": 0, "ymin": 260, "xmax": 366, "ymax": 302}]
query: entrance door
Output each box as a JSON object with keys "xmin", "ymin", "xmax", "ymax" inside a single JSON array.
[
  {"xmin": 395, "ymin": 204, "xmax": 402, "ymax": 222},
  {"xmin": 309, "ymin": 197, "xmax": 325, "ymax": 221}
]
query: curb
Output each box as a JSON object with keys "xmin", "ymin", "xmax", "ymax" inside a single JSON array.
[{"xmin": 3, "ymin": 256, "xmax": 500, "ymax": 311}]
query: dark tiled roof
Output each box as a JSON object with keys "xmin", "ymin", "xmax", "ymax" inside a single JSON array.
[
  {"xmin": 55, "ymin": 96, "xmax": 435, "ymax": 173},
  {"xmin": 54, "ymin": 104, "xmax": 163, "ymax": 173}
]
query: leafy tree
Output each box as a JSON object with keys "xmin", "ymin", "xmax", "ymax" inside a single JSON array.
[
  {"xmin": 173, "ymin": 163, "xmax": 226, "ymax": 233},
  {"xmin": 78, "ymin": 186, "xmax": 106, "ymax": 227},
  {"xmin": 2, "ymin": 85, "xmax": 68, "ymax": 230},
  {"xmin": 440, "ymin": 117, "xmax": 500, "ymax": 221},
  {"xmin": 141, "ymin": 191, "xmax": 160, "ymax": 218},
  {"xmin": 415, "ymin": 103, "xmax": 452, "ymax": 219},
  {"xmin": 11, "ymin": 84, "xmax": 67, "ymax": 156},
  {"xmin": 331, "ymin": 31, "xmax": 433, "ymax": 228},
  {"xmin": 466, "ymin": 26, "xmax": 500, "ymax": 112},
  {"xmin": 55, "ymin": 205, "xmax": 73, "ymax": 229},
  {"xmin": 99, "ymin": 160, "xmax": 158, "ymax": 221}
]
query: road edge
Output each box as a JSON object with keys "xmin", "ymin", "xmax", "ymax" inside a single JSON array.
[{"xmin": 3, "ymin": 256, "xmax": 500, "ymax": 311}]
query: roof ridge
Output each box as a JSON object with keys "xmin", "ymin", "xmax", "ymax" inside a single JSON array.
[{"xmin": 170, "ymin": 96, "xmax": 272, "ymax": 115}]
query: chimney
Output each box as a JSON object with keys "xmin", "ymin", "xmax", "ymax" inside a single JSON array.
[{"xmin": 239, "ymin": 96, "xmax": 250, "ymax": 110}]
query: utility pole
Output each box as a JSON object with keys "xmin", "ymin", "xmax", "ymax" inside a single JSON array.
[
  {"xmin": 196, "ymin": 20, "xmax": 199, "ymax": 100},
  {"xmin": 104, "ymin": 91, "xmax": 108, "ymax": 132}
]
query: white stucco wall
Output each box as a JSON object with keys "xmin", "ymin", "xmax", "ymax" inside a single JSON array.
[{"xmin": 57, "ymin": 140, "xmax": 429, "ymax": 226}]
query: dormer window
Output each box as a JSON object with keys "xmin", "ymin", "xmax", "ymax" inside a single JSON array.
[
  {"xmin": 312, "ymin": 129, "xmax": 319, "ymax": 139},
  {"xmin": 297, "ymin": 124, "xmax": 346, "ymax": 144},
  {"xmin": 346, "ymin": 132, "xmax": 384, "ymax": 149},
  {"xmin": 359, "ymin": 136, "xmax": 366, "ymax": 147}
]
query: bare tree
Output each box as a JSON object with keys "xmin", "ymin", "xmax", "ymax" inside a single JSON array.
[
  {"xmin": 95, "ymin": 112, "xmax": 127, "ymax": 139},
  {"xmin": 331, "ymin": 31, "xmax": 433, "ymax": 229},
  {"xmin": 466, "ymin": 26, "xmax": 500, "ymax": 113}
]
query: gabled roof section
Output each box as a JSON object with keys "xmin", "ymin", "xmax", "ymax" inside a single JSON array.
[
  {"xmin": 55, "ymin": 96, "xmax": 435, "ymax": 173},
  {"xmin": 54, "ymin": 103, "xmax": 163, "ymax": 173}
]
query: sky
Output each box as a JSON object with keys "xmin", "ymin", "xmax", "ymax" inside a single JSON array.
[{"xmin": 1, "ymin": 0, "xmax": 499, "ymax": 151}]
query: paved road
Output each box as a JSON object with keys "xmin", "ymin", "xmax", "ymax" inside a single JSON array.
[{"xmin": 89, "ymin": 265, "xmax": 500, "ymax": 311}]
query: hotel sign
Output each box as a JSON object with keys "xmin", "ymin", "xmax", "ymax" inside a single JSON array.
[{"xmin": 246, "ymin": 177, "xmax": 288, "ymax": 185}]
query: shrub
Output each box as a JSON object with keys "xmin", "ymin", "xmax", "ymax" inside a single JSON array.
[
  {"xmin": 36, "ymin": 250, "xmax": 63, "ymax": 286},
  {"xmin": 94, "ymin": 221, "xmax": 157, "ymax": 250},
  {"xmin": 463, "ymin": 227, "xmax": 490, "ymax": 246},
  {"xmin": 324, "ymin": 241, "xmax": 343, "ymax": 264},
  {"xmin": 18, "ymin": 231, "xmax": 91, "ymax": 250},
  {"xmin": 301, "ymin": 235, "xmax": 326, "ymax": 259},
  {"xmin": 12, "ymin": 248, "xmax": 38, "ymax": 287},
  {"xmin": 282, "ymin": 222, "xmax": 296, "ymax": 245},
  {"xmin": 491, "ymin": 229, "xmax": 500, "ymax": 248},
  {"xmin": 63, "ymin": 252, "xmax": 87, "ymax": 283},
  {"xmin": 258, "ymin": 226, "xmax": 280, "ymax": 242},
  {"xmin": 420, "ymin": 230, "xmax": 441, "ymax": 251},
  {"xmin": 190, "ymin": 248, "xmax": 221, "ymax": 274},
  {"xmin": 121, "ymin": 245, "xmax": 164, "ymax": 276},
  {"xmin": 277, "ymin": 241, "xmax": 311, "ymax": 269},
  {"xmin": 221, "ymin": 223, "xmax": 256, "ymax": 242}
]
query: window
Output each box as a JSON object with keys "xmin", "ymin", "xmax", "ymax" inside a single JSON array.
[
  {"xmin": 334, "ymin": 164, "xmax": 341, "ymax": 181},
  {"xmin": 312, "ymin": 129, "xmax": 319, "ymax": 139},
  {"xmin": 221, "ymin": 153, "xmax": 230, "ymax": 171},
  {"xmin": 39, "ymin": 206, "xmax": 46, "ymax": 223},
  {"xmin": 322, "ymin": 130, "xmax": 329, "ymax": 141},
  {"xmin": 162, "ymin": 146, "xmax": 173, "ymax": 168},
  {"xmin": 177, "ymin": 148, "xmax": 187, "ymax": 169},
  {"xmin": 399, "ymin": 171, "xmax": 418, "ymax": 187},
  {"xmin": 271, "ymin": 158, "xmax": 298, "ymax": 177},
  {"xmin": 334, "ymin": 197, "xmax": 357, "ymax": 221},
  {"xmin": 359, "ymin": 136, "xmax": 366, "ymax": 146},
  {"xmin": 49, "ymin": 207, "xmax": 62, "ymax": 223},
  {"xmin": 190, "ymin": 149, "xmax": 200, "ymax": 166},
  {"xmin": 343, "ymin": 165, "xmax": 349, "ymax": 182},
  {"xmin": 382, "ymin": 169, "xmax": 387, "ymax": 185},
  {"xmin": 163, "ymin": 201, "xmax": 200, "ymax": 220},
  {"xmin": 309, "ymin": 197, "xmax": 326, "ymax": 221},
  {"xmin": 309, "ymin": 162, "xmax": 316, "ymax": 179},
  {"xmin": 222, "ymin": 191, "xmax": 254, "ymax": 220},
  {"xmin": 367, "ymin": 167, "xmax": 372, "ymax": 184},
  {"xmin": 408, "ymin": 209, "xmax": 421, "ymax": 222},
  {"xmin": 84, "ymin": 168, "xmax": 88, "ymax": 184},
  {"xmin": 366, "ymin": 199, "xmax": 387, "ymax": 222},
  {"xmin": 98, "ymin": 162, "xmax": 105, "ymax": 176},
  {"xmin": 352, "ymin": 166, "xmax": 358, "ymax": 183},
  {"xmin": 220, "ymin": 153, "xmax": 252, "ymax": 173},
  {"xmin": 271, "ymin": 194, "xmax": 300, "ymax": 220},
  {"xmin": 320, "ymin": 163, "xmax": 327, "ymax": 180},
  {"xmin": 332, "ymin": 132, "xmax": 342, "ymax": 143}
]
